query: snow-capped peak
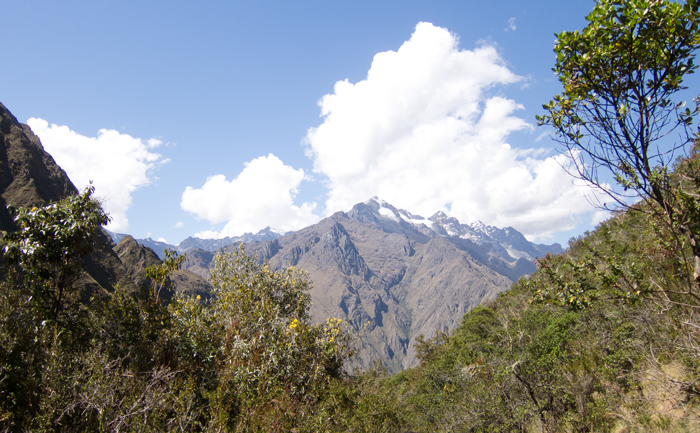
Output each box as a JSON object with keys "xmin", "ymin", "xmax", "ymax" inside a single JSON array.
[{"xmin": 469, "ymin": 220, "xmax": 488, "ymax": 233}]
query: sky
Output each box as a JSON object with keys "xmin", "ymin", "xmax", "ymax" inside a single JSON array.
[{"xmin": 1, "ymin": 0, "xmax": 614, "ymax": 246}]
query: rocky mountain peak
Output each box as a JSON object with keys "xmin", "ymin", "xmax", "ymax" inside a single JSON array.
[{"xmin": 346, "ymin": 198, "xmax": 563, "ymax": 264}]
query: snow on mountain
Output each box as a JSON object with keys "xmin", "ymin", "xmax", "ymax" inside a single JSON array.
[{"xmin": 365, "ymin": 197, "xmax": 563, "ymax": 262}]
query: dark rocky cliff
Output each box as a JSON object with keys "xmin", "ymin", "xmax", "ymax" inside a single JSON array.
[
  {"xmin": 0, "ymin": 102, "xmax": 209, "ymax": 299},
  {"xmin": 0, "ymin": 102, "xmax": 77, "ymax": 231}
]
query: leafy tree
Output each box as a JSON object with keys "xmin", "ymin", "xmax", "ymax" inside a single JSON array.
[
  {"xmin": 537, "ymin": 0, "xmax": 700, "ymax": 287},
  {"xmin": 2, "ymin": 184, "xmax": 109, "ymax": 323},
  {"xmin": 0, "ymin": 186, "xmax": 109, "ymax": 429}
]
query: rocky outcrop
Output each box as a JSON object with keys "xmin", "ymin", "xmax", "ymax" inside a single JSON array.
[
  {"xmin": 114, "ymin": 235, "xmax": 163, "ymax": 291},
  {"xmin": 114, "ymin": 235, "xmax": 211, "ymax": 301}
]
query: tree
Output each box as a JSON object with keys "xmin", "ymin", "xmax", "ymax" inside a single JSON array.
[
  {"xmin": 537, "ymin": 0, "xmax": 700, "ymax": 287},
  {"xmin": 168, "ymin": 245, "xmax": 354, "ymax": 430},
  {"xmin": 2, "ymin": 185, "xmax": 109, "ymax": 322},
  {"xmin": 0, "ymin": 186, "xmax": 109, "ymax": 428}
]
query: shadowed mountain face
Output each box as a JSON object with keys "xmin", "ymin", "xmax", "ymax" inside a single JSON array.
[
  {"xmin": 0, "ymin": 103, "xmax": 77, "ymax": 231},
  {"xmin": 178, "ymin": 198, "xmax": 561, "ymax": 372},
  {"xmin": 0, "ymin": 102, "xmax": 209, "ymax": 299}
]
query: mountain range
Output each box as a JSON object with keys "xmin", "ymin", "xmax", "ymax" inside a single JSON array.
[
  {"xmin": 171, "ymin": 198, "xmax": 562, "ymax": 371},
  {"xmin": 0, "ymin": 100, "xmax": 562, "ymax": 372},
  {"xmin": 107, "ymin": 226, "xmax": 284, "ymax": 259}
]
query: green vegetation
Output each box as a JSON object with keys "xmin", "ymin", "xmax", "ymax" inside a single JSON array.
[
  {"xmin": 2, "ymin": 0, "xmax": 700, "ymax": 431},
  {"xmin": 351, "ymin": 206, "xmax": 700, "ymax": 431},
  {"xmin": 0, "ymin": 188, "xmax": 354, "ymax": 431}
]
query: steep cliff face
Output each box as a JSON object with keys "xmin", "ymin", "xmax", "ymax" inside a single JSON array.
[{"xmin": 0, "ymin": 102, "xmax": 77, "ymax": 231}]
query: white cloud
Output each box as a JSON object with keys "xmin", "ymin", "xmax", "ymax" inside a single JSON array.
[
  {"xmin": 506, "ymin": 17, "xmax": 516, "ymax": 32},
  {"xmin": 181, "ymin": 154, "xmax": 318, "ymax": 238},
  {"xmin": 304, "ymin": 22, "xmax": 601, "ymax": 241},
  {"xmin": 534, "ymin": 131, "xmax": 552, "ymax": 142},
  {"xmin": 27, "ymin": 118, "xmax": 164, "ymax": 232},
  {"xmin": 173, "ymin": 221, "xmax": 184, "ymax": 228}
]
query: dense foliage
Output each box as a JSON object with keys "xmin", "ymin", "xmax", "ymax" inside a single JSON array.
[{"xmin": 0, "ymin": 188, "xmax": 354, "ymax": 432}]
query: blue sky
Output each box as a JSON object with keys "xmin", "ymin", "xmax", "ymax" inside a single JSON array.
[{"xmin": 2, "ymin": 0, "xmax": 610, "ymax": 245}]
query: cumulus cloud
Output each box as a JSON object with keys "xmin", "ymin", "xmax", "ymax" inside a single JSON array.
[
  {"xmin": 305, "ymin": 22, "xmax": 602, "ymax": 241},
  {"xmin": 27, "ymin": 118, "xmax": 165, "ymax": 232},
  {"xmin": 506, "ymin": 17, "xmax": 516, "ymax": 31},
  {"xmin": 181, "ymin": 154, "xmax": 318, "ymax": 238}
]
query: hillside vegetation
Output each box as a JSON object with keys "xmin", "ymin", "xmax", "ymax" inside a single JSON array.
[
  {"xmin": 3, "ymin": 0, "xmax": 700, "ymax": 431},
  {"xmin": 1, "ymin": 158, "xmax": 699, "ymax": 432},
  {"xmin": 341, "ymin": 189, "xmax": 700, "ymax": 431}
]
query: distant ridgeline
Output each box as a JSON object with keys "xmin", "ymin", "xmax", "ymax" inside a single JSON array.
[
  {"xmin": 106, "ymin": 226, "xmax": 284, "ymax": 259},
  {"xmin": 118, "ymin": 197, "xmax": 561, "ymax": 372}
]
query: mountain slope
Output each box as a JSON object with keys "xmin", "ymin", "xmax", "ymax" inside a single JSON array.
[
  {"xmin": 177, "ymin": 198, "xmax": 560, "ymax": 371},
  {"xmin": 220, "ymin": 202, "xmax": 539, "ymax": 370},
  {"xmin": 0, "ymin": 102, "xmax": 208, "ymax": 300},
  {"xmin": 0, "ymin": 102, "xmax": 77, "ymax": 231}
]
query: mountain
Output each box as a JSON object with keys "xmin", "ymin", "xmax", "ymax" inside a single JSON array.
[
  {"xmin": 106, "ymin": 227, "xmax": 284, "ymax": 259},
  {"xmin": 1, "ymin": 100, "xmax": 559, "ymax": 372},
  {"xmin": 178, "ymin": 227, "xmax": 284, "ymax": 252},
  {"xmin": 113, "ymin": 235, "xmax": 211, "ymax": 301},
  {"xmin": 0, "ymin": 103, "xmax": 77, "ymax": 231},
  {"xmin": 0, "ymin": 102, "xmax": 209, "ymax": 300},
  {"xmin": 183, "ymin": 198, "xmax": 561, "ymax": 372}
]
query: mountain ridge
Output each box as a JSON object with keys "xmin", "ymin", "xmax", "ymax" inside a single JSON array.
[
  {"xmin": 107, "ymin": 226, "xmax": 284, "ymax": 259},
  {"xmin": 175, "ymin": 198, "xmax": 563, "ymax": 371}
]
